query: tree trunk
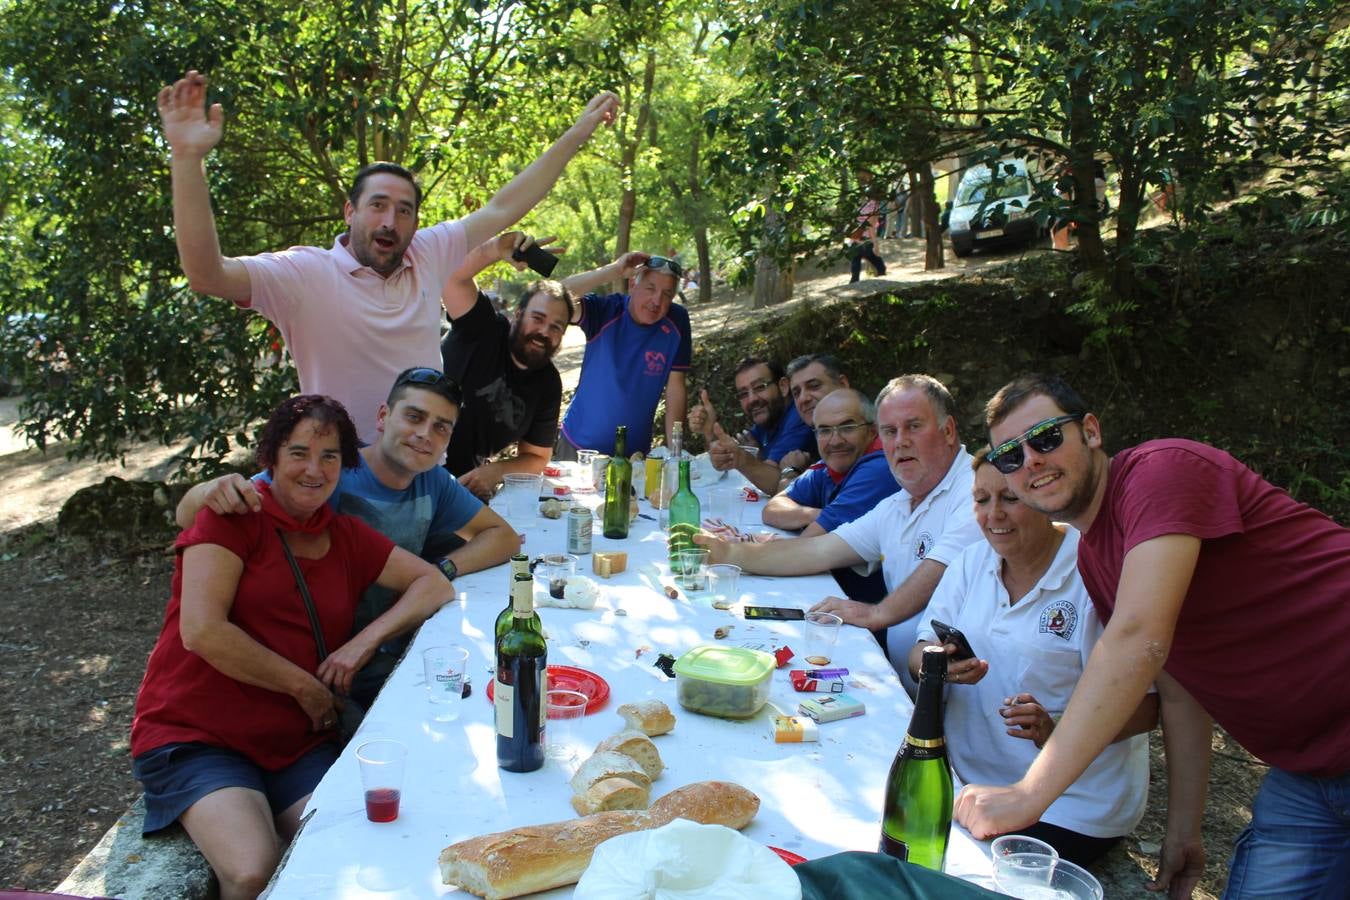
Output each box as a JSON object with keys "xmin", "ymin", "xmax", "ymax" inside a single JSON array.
[
  {"xmin": 753, "ymin": 201, "xmax": 794, "ymax": 308},
  {"xmin": 614, "ymin": 50, "xmax": 658, "ymax": 280},
  {"xmin": 916, "ymin": 163, "xmax": 944, "ymax": 270},
  {"xmin": 1066, "ymin": 71, "xmax": 1110, "ymax": 285},
  {"xmin": 695, "ymin": 228, "xmax": 712, "ymax": 304}
]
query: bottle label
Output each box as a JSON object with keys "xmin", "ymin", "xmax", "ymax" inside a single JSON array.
[
  {"xmin": 879, "ymin": 832, "xmax": 909, "ymax": 861},
  {"xmin": 494, "ymin": 679, "xmax": 514, "ymax": 739},
  {"xmin": 905, "ymin": 734, "xmax": 946, "ymax": 759}
]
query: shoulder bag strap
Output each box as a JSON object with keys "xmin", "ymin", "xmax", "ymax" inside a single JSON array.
[{"xmin": 276, "ymin": 527, "xmax": 329, "ymax": 662}]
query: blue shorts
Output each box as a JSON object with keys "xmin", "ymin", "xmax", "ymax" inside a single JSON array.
[{"xmin": 133, "ymin": 742, "xmax": 340, "ymax": 835}]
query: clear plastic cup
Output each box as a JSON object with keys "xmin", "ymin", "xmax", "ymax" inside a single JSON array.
[
  {"xmin": 991, "ymin": 835, "xmax": 1059, "ymax": 897},
  {"xmin": 803, "ymin": 611, "xmax": 843, "ymax": 666},
  {"xmin": 502, "ymin": 472, "xmax": 542, "ymax": 520},
  {"xmin": 576, "ymin": 450, "xmax": 598, "ymax": 490},
  {"xmin": 536, "ymin": 553, "xmax": 578, "ymax": 601},
  {"xmin": 673, "ymin": 547, "xmax": 710, "ymax": 592},
  {"xmin": 545, "ymin": 689, "xmax": 589, "ymax": 768},
  {"xmin": 356, "ymin": 739, "xmax": 407, "ymax": 823},
  {"xmin": 706, "ymin": 564, "xmax": 742, "ymax": 609},
  {"xmin": 422, "ymin": 645, "xmax": 470, "ymax": 721}
]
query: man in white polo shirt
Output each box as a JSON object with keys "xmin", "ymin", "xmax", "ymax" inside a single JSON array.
[
  {"xmin": 697, "ymin": 374, "xmax": 983, "ymax": 685},
  {"xmin": 157, "ymin": 69, "xmax": 618, "ymax": 442}
]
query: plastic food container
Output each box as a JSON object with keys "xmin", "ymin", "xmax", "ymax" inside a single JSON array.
[{"xmin": 673, "ymin": 645, "xmax": 776, "ymax": 719}]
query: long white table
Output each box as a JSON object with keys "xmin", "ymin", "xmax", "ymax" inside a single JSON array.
[{"xmin": 266, "ymin": 472, "xmax": 998, "ymax": 898}]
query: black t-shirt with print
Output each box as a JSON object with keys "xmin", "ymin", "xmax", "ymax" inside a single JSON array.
[{"xmin": 440, "ymin": 292, "xmax": 562, "ymax": 476}]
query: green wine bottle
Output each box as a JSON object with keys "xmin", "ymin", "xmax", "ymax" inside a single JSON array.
[
  {"xmin": 667, "ymin": 458, "xmax": 701, "ymax": 565},
  {"xmin": 496, "ymin": 571, "xmax": 540, "ymax": 641},
  {"xmin": 602, "ymin": 425, "xmax": 632, "ymax": 539},
  {"xmin": 879, "ymin": 645, "xmax": 953, "ymax": 870},
  {"xmin": 495, "ymin": 575, "xmax": 547, "ymax": 773}
]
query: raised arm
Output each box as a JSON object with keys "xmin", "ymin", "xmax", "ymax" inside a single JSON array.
[
  {"xmin": 954, "ymin": 533, "xmax": 1201, "ymax": 838},
  {"xmin": 561, "ymin": 251, "xmax": 650, "ymax": 310},
  {"xmin": 157, "ymin": 71, "xmax": 251, "ymax": 303},
  {"xmin": 459, "ymin": 92, "xmax": 619, "ymax": 249},
  {"xmin": 442, "ymin": 232, "xmax": 555, "ymax": 321}
]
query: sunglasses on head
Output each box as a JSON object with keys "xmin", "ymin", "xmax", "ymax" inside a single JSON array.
[
  {"xmin": 643, "ymin": 255, "xmax": 683, "ymax": 279},
  {"xmin": 394, "ymin": 367, "xmax": 459, "ymax": 393},
  {"xmin": 986, "ymin": 414, "xmax": 1085, "ymax": 474}
]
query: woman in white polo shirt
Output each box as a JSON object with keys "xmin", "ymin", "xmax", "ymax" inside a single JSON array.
[{"xmin": 909, "ymin": 448, "xmax": 1157, "ymax": 866}]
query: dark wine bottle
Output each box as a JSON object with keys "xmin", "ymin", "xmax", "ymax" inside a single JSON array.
[
  {"xmin": 494, "ymin": 555, "xmax": 531, "ymax": 639},
  {"xmin": 496, "ymin": 571, "xmax": 540, "ymax": 641},
  {"xmin": 602, "ymin": 425, "xmax": 632, "ymax": 539},
  {"xmin": 495, "ymin": 576, "xmax": 547, "ymax": 772},
  {"xmin": 879, "ymin": 644, "xmax": 953, "ymax": 870}
]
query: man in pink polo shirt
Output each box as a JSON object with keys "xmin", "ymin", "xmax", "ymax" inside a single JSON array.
[{"xmin": 157, "ymin": 70, "xmax": 618, "ymax": 442}]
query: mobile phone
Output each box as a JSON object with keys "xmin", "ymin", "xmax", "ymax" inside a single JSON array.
[
  {"xmin": 930, "ymin": 619, "xmax": 976, "ymax": 661},
  {"xmin": 511, "ymin": 242, "xmax": 559, "ymax": 277},
  {"xmin": 743, "ymin": 605, "xmax": 807, "ymax": 621}
]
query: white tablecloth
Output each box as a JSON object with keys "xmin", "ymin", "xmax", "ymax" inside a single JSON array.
[{"xmin": 265, "ymin": 473, "xmax": 997, "ymax": 898}]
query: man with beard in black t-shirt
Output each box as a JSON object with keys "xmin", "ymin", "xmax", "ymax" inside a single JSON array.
[{"xmin": 440, "ymin": 232, "xmax": 572, "ymax": 500}]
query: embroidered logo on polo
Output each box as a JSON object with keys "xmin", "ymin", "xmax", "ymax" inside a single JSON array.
[
  {"xmin": 644, "ymin": 350, "xmax": 667, "ymax": 377},
  {"xmin": 1039, "ymin": 600, "xmax": 1078, "ymax": 641},
  {"xmin": 914, "ymin": 531, "xmax": 934, "ymax": 560}
]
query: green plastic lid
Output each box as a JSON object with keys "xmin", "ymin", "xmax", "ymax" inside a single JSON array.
[{"xmin": 673, "ymin": 645, "xmax": 776, "ymax": 686}]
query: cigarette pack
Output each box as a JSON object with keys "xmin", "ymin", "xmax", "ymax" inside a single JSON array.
[
  {"xmin": 772, "ymin": 715, "xmax": 819, "ymax": 743},
  {"xmin": 789, "ymin": 669, "xmax": 846, "ymax": 693},
  {"xmin": 798, "ymin": 693, "xmax": 866, "ymax": 724}
]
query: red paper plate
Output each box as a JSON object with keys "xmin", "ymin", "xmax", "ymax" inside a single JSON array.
[
  {"xmin": 768, "ymin": 846, "xmax": 807, "ymax": 866},
  {"xmin": 485, "ymin": 665, "xmax": 610, "ymax": 716}
]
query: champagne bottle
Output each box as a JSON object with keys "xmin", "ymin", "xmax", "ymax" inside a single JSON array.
[
  {"xmin": 602, "ymin": 426, "xmax": 632, "ymax": 539},
  {"xmin": 495, "ymin": 576, "xmax": 547, "ymax": 772},
  {"xmin": 496, "ymin": 571, "xmax": 540, "ymax": 641},
  {"xmin": 667, "ymin": 458, "xmax": 701, "ymax": 565},
  {"xmin": 879, "ymin": 645, "xmax": 953, "ymax": 870}
]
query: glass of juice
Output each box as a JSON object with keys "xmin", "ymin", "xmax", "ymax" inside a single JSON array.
[{"xmin": 357, "ymin": 739, "xmax": 408, "ymax": 823}]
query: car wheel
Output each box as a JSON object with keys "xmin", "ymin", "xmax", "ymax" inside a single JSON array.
[{"xmin": 952, "ymin": 237, "xmax": 973, "ymax": 258}]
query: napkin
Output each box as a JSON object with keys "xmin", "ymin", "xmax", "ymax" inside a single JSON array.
[
  {"xmin": 574, "ymin": 819, "xmax": 801, "ymax": 899},
  {"xmin": 535, "ymin": 576, "xmax": 600, "ymax": 609}
]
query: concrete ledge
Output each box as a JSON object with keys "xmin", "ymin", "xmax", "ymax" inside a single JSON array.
[{"xmin": 56, "ymin": 797, "xmax": 215, "ymax": 900}]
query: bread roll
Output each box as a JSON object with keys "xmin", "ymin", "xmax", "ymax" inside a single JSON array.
[
  {"xmin": 569, "ymin": 750, "xmax": 650, "ymax": 796},
  {"xmin": 569, "ymin": 776, "xmax": 651, "ymax": 815},
  {"xmin": 617, "ymin": 699, "xmax": 676, "ymax": 736},
  {"xmin": 438, "ymin": 781, "xmax": 759, "ymax": 899},
  {"xmin": 593, "ymin": 730, "xmax": 664, "ymax": 780}
]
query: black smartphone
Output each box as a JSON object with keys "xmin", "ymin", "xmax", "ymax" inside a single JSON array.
[
  {"xmin": 512, "ymin": 242, "xmax": 559, "ymax": 277},
  {"xmin": 743, "ymin": 605, "xmax": 807, "ymax": 621},
  {"xmin": 930, "ymin": 619, "xmax": 976, "ymax": 661}
]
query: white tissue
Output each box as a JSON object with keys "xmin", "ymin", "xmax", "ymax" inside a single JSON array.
[
  {"xmin": 535, "ymin": 576, "xmax": 600, "ymax": 609},
  {"xmin": 574, "ymin": 819, "xmax": 801, "ymax": 900}
]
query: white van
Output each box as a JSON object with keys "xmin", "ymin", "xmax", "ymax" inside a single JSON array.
[{"xmin": 948, "ymin": 158, "xmax": 1042, "ymax": 257}]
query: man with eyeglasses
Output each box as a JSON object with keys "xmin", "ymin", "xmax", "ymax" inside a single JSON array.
[
  {"xmin": 440, "ymin": 232, "xmax": 571, "ymax": 500},
  {"xmin": 551, "ymin": 253, "xmax": 692, "ymax": 458},
  {"xmin": 175, "ymin": 368, "xmax": 518, "ymax": 707},
  {"xmin": 956, "ymin": 373, "xmax": 1350, "ymax": 900},
  {"xmin": 696, "ymin": 375, "xmax": 983, "ymax": 686},
  {"xmin": 688, "ymin": 357, "xmax": 816, "ymax": 494},
  {"xmin": 775, "ymin": 353, "xmax": 854, "ymax": 478},
  {"xmin": 761, "ymin": 389, "xmax": 898, "ymax": 602},
  {"xmin": 157, "ymin": 70, "xmax": 617, "ymax": 444}
]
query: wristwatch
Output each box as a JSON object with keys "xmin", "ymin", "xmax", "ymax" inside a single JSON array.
[
  {"xmin": 437, "ymin": 557, "xmax": 459, "ymax": 581},
  {"xmin": 781, "ymin": 466, "xmax": 802, "ymax": 477}
]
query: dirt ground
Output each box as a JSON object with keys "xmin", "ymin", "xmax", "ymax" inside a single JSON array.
[{"xmin": 0, "ymin": 237, "xmax": 1263, "ymax": 896}]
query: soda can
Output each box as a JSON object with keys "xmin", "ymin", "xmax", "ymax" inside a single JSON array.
[{"xmin": 566, "ymin": 504, "xmax": 593, "ymax": 555}]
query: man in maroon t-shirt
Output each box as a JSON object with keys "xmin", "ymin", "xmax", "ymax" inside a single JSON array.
[{"xmin": 954, "ymin": 374, "xmax": 1350, "ymax": 900}]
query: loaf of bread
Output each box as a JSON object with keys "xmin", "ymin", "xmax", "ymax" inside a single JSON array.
[
  {"xmin": 616, "ymin": 699, "xmax": 676, "ymax": 736},
  {"xmin": 569, "ymin": 776, "xmax": 651, "ymax": 815},
  {"xmin": 593, "ymin": 730, "xmax": 664, "ymax": 780},
  {"xmin": 438, "ymin": 781, "xmax": 760, "ymax": 899},
  {"xmin": 569, "ymin": 749, "xmax": 650, "ymax": 796}
]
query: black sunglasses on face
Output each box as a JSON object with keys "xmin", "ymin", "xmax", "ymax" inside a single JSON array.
[{"xmin": 987, "ymin": 414, "xmax": 1085, "ymax": 474}]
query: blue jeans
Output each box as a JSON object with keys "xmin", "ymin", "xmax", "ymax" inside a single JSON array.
[{"xmin": 1224, "ymin": 767, "xmax": 1350, "ymax": 899}]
